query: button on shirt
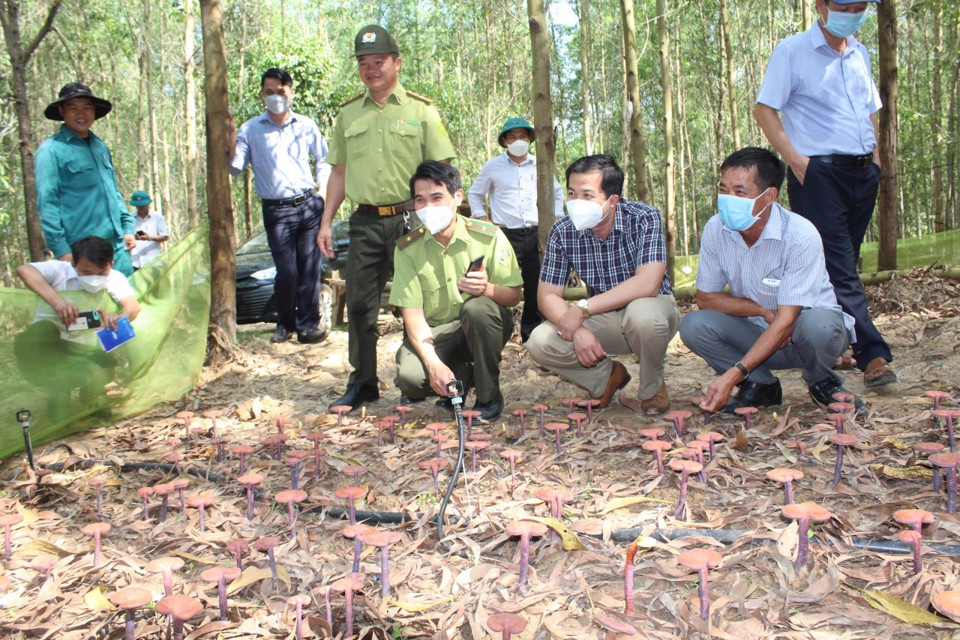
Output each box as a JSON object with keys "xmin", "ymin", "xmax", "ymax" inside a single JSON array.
[
  {"xmin": 35, "ymin": 125, "xmax": 134, "ymax": 260},
  {"xmin": 230, "ymin": 111, "xmax": 330, "ymax": 200},
  {"xmin": 540, "ymin": 199, "xmax": 672, "ymax": 299},
  {"xmin": 756, "ymin": 24, "xmax": 881, "ymax": 156},
  {"xmin": 466, "ymin": 153, "xmax": 564, "ymax": 228},
  {"xmin": 696, "ymin": 203, "xmax": 856, "ymax": 338},
  {"xmin": 131, "ymin": 211, "xmax": 169, "ymax": 268}
]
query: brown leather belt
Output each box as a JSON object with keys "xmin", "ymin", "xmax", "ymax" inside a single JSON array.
[{"xmin": 356, "ymin": 201, "xmax": 415, "ymax": 217}]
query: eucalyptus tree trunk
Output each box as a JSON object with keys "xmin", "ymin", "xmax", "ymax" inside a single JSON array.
[
  {"xmin": 931, "ymin": 0, "xmax": 944, "ymax": 233},
  {"xmin": 619, "ymin": 0, "xmax": 650, "ymax": 201},
  {"xmin": 144, "ymin": 0, "xmax": 161, "ymax": 209},
  {"xmin": 877, "ymin": 0, "xmax": 899, "ymax": 271},
  {"xmin": 184, "ymin": 0, "xmax": 199, "ymax": 228},
  {"xmin": 0, "ymin": 0, "xmax": 63, "ymax": 260},
  {"xmin": 577, "ymin": 0, "xmax": 593, "ymax": 155},
  {"xmin": 656, "ymin": 0, "xmax": 675, "ymax": 283},
  {"xmin": 719, "ymin": 0, "xmax": 740, "ymax": 149},
  {"xmin": 527, "ymin": 0, "xmax": 557, "ymax": 249},
  {"xmin": 201, "ymin": 0, "xmax": 237, "ymax": 352}
]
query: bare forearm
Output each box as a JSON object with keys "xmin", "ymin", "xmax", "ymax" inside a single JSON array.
[
  {"xmin": 697, "ymin": 290, "xmax": 769, "ymax": 319},
  {"xmin": 485, "ymin": 284, "xmax": 520, "ymax": 307},
  {"xmin": 323, "ymin": 166, "xmax": 347, "ymax": 225}
]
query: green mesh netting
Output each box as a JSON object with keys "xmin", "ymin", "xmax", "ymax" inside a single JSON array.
[{"xmin": 0, "ymin": 223, "xmax": 210, "ymax": 460}]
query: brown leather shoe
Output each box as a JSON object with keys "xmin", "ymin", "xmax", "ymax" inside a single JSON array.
[
  {"xmin": 640, "ymin": 382, "xmax": 671, "ymax": 415},
  {"xmin": 595, "ymin": 361, "xmax": 631, "ymax": 408},
  {"xmin": 863, "ymin": 357, "xmax": 897, "ymax": 387}
]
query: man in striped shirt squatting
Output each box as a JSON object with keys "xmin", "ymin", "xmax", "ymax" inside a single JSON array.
[
  {"xmin": 526, "ymin": 154, "xmax": 679, "ymax": 415},
  {"xmin": 680, "ymin": 147, "xmax": 865, "ymax": 415}
]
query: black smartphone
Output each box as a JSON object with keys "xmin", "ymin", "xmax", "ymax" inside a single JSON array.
[
  {"xmin": 465, "ymin": 255, "xmax": 485, "ymax": 275},
  {"xmin": 67, "ymin": 310, "xmax": 102, "ymax": 331}
]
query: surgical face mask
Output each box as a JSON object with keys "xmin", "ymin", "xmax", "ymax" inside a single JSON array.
[
  {"xmin": 506, "ymin": 139, "xmax": 530, "ymax": 157},
  {"xmin": 264, "ymin": 94, "xmax": 292, "ymax": 115},
  {"xmin": 566, "ymin": 198, "xmax": 609, "ymax": 231},
  {"xmin": 824, "ymin": 9, "xmax": 868, "ymax": 38},
  {"xmin": 416, "ymin": 205, "xmax": 456, "ymax": 235},
  {"xmin": 77, "ymin": 274, "xmax": 108, "ymax": 293},
  {"xmin": 717, "ymin": 188, "xmax": 770, "ymax": 231}
]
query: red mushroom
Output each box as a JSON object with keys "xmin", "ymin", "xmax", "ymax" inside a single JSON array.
[
  {"xmin": 461, "ymin": 409, "xmax": 482, "ymax": 438},
  {"xmin": 914, "ymin": 442, "xmax": 945, "ymax": 492},
  {"xmin": 642, "ymin": 439, "xmax": 672, "ymax": 475},
  {"xmin": 767, "ymin": 468, "xmax": 804, "ymax": 504},
  {"xmin": 342, "ymin": 523, "xmax": 377, "ymax": 573},
  {"xmin": 897, "ymin": 530, "xmax": 924, "ymax": 575},
  {"xmin": 544, "ymin": 422, "xmax": 569, "ymax": 458},
  {"xmin": 465, "ymin": 440, "xmax": 491, "ymax": 472},
  {"xmin": 532, "ymin": 403, "xmax": 549, "ymax": 436},
  {"xmin": 505, "ymin": 521, "xmax": 548, "ymax": 589},
  {"xmin": 231, "ymin": 445, "xmax": 255, "ymax": 476},
  {"xmin": 929, "ymin": 452, "xmax": 960, "ymax": 513},
  {"xmin": 175, "ymin": 410, "xmax": 195, "ymax": 439},
  {"xmin": 203, "ymin": 409, "xmax": 224, "ymax": 437},
  {"xmin": 329, "ymin": 405, "xmax": 352, "ymax": 427},
  {"xmin": 535, "ymin": 487, "xmax": 573, "ymax": 520},
  {"xmin": 926, "ymin": 389, "xmax": 951, "ymax": 412},
  {"xmin": 511, "ymin": 408, "xmax": 528, "ymax": 436},
  {"xmin": 395, "ymin": 405, "xmax": 412, "ymax": 427},
  {"xmin": 0, "ymin": 513, "xmax": 23, "ymax": 555},
  {"xmin": 287, "ymin": 594, "xmax": 311, "ymax": 640},
  {"xmin": 699, "ymin": 431, "xmax": 725, "ymax": 461},
  {"xmin": 487, "ymin": 612, "xmax": 528, "ymax": 640},
  {"xmin": 933, "ymin": 409, "xmax": 960, "ymax": 452},
  {"xmin": 237, "ymin": 473, "xmax": 264, "ymax": 521},
  {"xmin": 108, "ymin": 586, "xmax": 153, "ymax": 640},
  {"xmin": 734, "ymin": 406, "xmax": 758, "ymax": 430},
  {"xmin": 561, "ymin": 397, "xmax": 581, "ymax": 415},
  {"xmin": 185, "ymin": 493, "xmax": 216, "ymax": 532},
  {"xmin": 343, "ymin": 465, "xmax": 368, "ymax": 483},
  {"xmin": 146, "ymin": 556, "xmax": 185, "ymax": 597},
  {"xmin": 335, "ymin": 486, "xmax": 368, "ymax": 525},
  {"xmin": 933, "ymin": 590, "xmax": 960, "ymax": 622},
  {"xmin": 781, "ymin": 502, "xmax": 833, "ymax": 567},
  {"xmin": 827, "ymin": 433, "xmax": 857, "ymax": 489},
  {"xmin": 568, "ymin": 411, "xmax": 588, "ymax": 437},
  {"xmin": 677, "ymin": 548, "xmax": 722, "ymax": 621},
  {"xmin": 81, "ymin": 522, "xmax": 111, "ymax": 568},
  {"xmin": 665, "ymin": 410, "xmax": 692, "ymax": 438},
  {"xmin": 169, "ymin": 477, "xmax": 190, "ymax": 511},
  {"xmin": 417, "ymin": 458, "xmax": 448, "ymax": 495},
  {"xmin": 285, "ymin": 451, "xmax": 309, "ymax": 490},
  {"xmin": 275, "ymin": 489, "xmax": 308, "ymax": 536},
  {"xmin": 226, "ymin": 539, "xmax": 249, "ymax": 570},
  {"xmin": 254, "ymin": 536, "xmax": 280, "ymax": 585},
  {"xmin": 594, "ymin": 612, "xmax": 638, "ymax": 637},
  {"xmin": 331, "ymin": 572, "xmax": 364, "ymax": 638},
  {"xmin": 361, "ymin": 529, "xmax": 402, "ymax": 597},
  {"xmin": 500, "ymin": 449, "xmax": 522, "ymax": 495},
  {"xmin": 669, "ymin": 459, "xmax": 703, "ymax": 519},
  {"xmin": 638, "ymin": 427, "xmax": 666, "ymax": 442},
  {"xmin": 200, "ymin": 566, "xmax": 241, "ymax": 621},
  {"xmin": 155, "ymin": 594, "xmax": 203, "ymax": 640},
  {"xmin": 89, "ymin": 477, "xmax": 108, "ymax": 515}
]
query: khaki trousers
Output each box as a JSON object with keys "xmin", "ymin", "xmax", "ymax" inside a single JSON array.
[{"xmin": 525, "ymin": 295, "xmax": 679, "ymax": 399}]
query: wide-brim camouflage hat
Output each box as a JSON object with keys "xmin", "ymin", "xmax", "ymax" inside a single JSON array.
[
  {"xmin": 498, "ymin": 117, "xmax": 535, "ymax": 147},
  {"xmin": 44, "ymin": 82, "xmax": 112, "ymax": 121},
  {"xmin": 354, "ymin": 25, "xmax": 399, "ymax": 57}
]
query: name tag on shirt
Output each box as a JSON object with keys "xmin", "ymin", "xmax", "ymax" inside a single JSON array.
[{"xmin": 762, "ymin": 278, "xmax": 781, "ymax": 288}]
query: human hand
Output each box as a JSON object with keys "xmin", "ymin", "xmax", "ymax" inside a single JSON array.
[
  {"xmin": 427, "ymin": 361, "xmax": 457, "ymax": 398},
  {"xmin": 458, "ymin": 266, "xmax": 489, "ymax": 298},
  {"xmin": 123, "ymin": 234, "xmax": 137, "ymax": 250},
  {"xmin": 59, "ymin": 252, "xmax": 73, "ymax": 263},
  {"xmin": 53, "ymin": 296, "xmax": 79, "ymax": 327},
  {"xmin": 101, "ymin": 311, "xmax": 122, "ymax": 331},
  {"xmin": 572, "ymin": 327, "xmax": 606, "ymax": 368},
  {"xmin": 317, "ymin": 223, "xmax": 334, "ymax": 258},
  {"xmin": 790, "ymin": 155, "xmax": 810, "ymax": 185},
  {"xmin": 698, "ymin": 370, "xmax": 740, "ymax": 413},
  {"xmin": 556, "ymin": 306, "xmax": 585, "ymax": 341}
]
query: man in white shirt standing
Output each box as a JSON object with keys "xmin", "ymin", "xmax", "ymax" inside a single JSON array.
[
  {"xmin": 468, "ymin": 117, "xmax": 563, "ymax": 342},
  {"xmin": 129, "ymin": 190, "xmax": 169, "ymax": 270}
]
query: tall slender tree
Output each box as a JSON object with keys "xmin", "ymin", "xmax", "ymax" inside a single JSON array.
[
  {"xmin": 656, "ymin": 0, "xmax": 675, "ymax": 283},
  {"xmin": 619, "ymin": 0, "xmax": 649, "ymax": 201},
  {"xmin": 877, "ymin": 0, "xmax": 899, "ymax": 270},
  {"xmin": 528, "ymin": 0, "xmax": 557, "ymax": 249}
]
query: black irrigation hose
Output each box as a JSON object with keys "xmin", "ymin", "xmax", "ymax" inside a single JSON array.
[
  {"xmin": 30, "ymin": 460, "xmax": 232, "ymax": 484},
  {"xmin": 437, "ymin": 383, "xmax": 467, "ymax": 543}
]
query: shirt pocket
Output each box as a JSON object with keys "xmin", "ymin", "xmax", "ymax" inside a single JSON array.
[
  {"xmin": 64, "ymin": 158, "xmax": 100, "ymax": 191},
  {"xmin": 757, "ymin": 269, "xmax": 784, "ymax": 310},
  {"xmin": 387, "ymin": 120, "xmax": 421, "ymax": 159},
  {"xmin": 418, "ymin": 268, "xmax": 443, "ymax": 320},
  {"xmin": 344, "ymin": 123, "xmax": 370, "ymax": 160}
]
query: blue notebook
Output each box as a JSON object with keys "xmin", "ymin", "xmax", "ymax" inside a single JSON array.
[{"xmin": 96, "ymin": 316, "xmax": 136, "ymax": 352}]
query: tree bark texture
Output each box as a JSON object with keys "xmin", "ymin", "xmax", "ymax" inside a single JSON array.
[
  {"xmin": 184, "ymin": 0, "xmax": 199, "ymax": 227},
  {"xmin": 877, "ymin": 0, "xmax": 899, "ymax": 271},
  {"xmin": 719, "ymin": 0, "xmax": 740, "ymax": 150},
  {"xmin": 656, "ymin": 0, "xmax": 675, "ymax": 284},
  {"xmin": 619, "ymin": 0, "xmax": 650, "ymax": 202},
  {"xmin": 527, "ymin": 0, "xmax": 558, "ymax": 250}
]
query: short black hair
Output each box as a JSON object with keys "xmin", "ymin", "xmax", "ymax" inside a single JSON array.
[
  {"xmin": 565, "ymin": 154, "xmax": 624, "ymax": 198},
  {"xmin": 261, "ymin": 68, "xmax": 293, "ymax": 88},
  {"xmin": 409, "ymin": 161, "xmax": 462, "ymax": 198},
  {"xmin": 720, "ymin": 147, "xmax": 786, "ymax": 192},
  {"xmin": 71, "ymin": 236, "xmax": 114, "ymax": 268}
]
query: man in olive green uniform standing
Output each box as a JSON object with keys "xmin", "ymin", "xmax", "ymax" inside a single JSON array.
[
  {"xmin": 390, "ymin": 161, "xmax": 521, "ymax": 420},
  {"xmin": 319, "ymin": 25, "xmax": 456, "ymax": 411}
]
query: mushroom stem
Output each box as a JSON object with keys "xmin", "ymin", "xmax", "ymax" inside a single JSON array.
[
  {"xmin": 795, "ymin": 516, "xmax": 812, "ymax": 567},
  {"xmin": 674, "ymin": 470, "xmax": 690, "ymax": 519},
  {"xmin": 217, "ymin": 577, "xmax": 229, "ymax": 621},
  {"xmin": 517, "ymin": 532, "xmax": 532, "ymax": 588},
  {"xmin": 267, "ymin": 548, "xmax": 278, "ymax": 585},
  {"xmin": 159, "ymin": 494, "xmax": 169, "ymax": 523},
  {"xmin": 293, "ymin": 600, "xmax": 304, "ymax": 640},
  {"xmin": 379, "ymin": 545, "xmax": 391, "ymax": 598},
  {"xmin": 948, "ymin": 467, "xmax": 958, "ymax": 514},
  {"xmin": 344, "ymin": 587, "xmax": 356, "ymax": 638},
  {"xmin": 831, "ymin": 445, "xmax": 845, "ymax": 489},
  {"xmin": 123, "ymin": 609, "xmax": 136, "ymax": 640},
  {"xmin": 697, "ymin": 566, "xmax": 711, "ymax": 621},
  {"xmin": 352, "ymin": 537, "xmax": 362, "ymax": 573},
  {"xmin": 324, "ymin": 585, "xmax": 333, "ymax": 631},
  {"xmin": 624, "ymin": 542, "xmax": 638, "ymax": 615},
  {"xmin": 246, "ymin": 486, "xmax": 256, "ymax": 520}
]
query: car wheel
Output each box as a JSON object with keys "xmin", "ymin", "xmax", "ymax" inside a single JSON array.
[{"xmin": 319, "ymin": 283, "xmax": 334, "ymax": 334}]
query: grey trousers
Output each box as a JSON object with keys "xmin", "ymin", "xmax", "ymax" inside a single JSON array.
[{"xmin": 678, "ymin": 308, "xmax": 850, "ymax": 386}]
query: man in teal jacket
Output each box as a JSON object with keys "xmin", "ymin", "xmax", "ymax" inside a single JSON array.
[{"xmin": 35, "ymin": 83, "xmax": 135, "ymax": 275}]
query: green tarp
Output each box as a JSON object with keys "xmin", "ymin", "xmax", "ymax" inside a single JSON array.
[{"xmin": 0, "ymin": 223, "xmax": 210, "ymax": 460}]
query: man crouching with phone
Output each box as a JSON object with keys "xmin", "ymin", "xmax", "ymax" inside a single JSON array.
[{"xmin": 389, "ymin": 161, "xmax": 522, "ymax": 420}]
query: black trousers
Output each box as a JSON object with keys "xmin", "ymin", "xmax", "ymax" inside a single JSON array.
[
  {"xmin": 502, "ymin": 226, "xmax": 542, "ymax": 341},
  {"xmin": 262, "ymin": 193, "xmax": 325, "ymax": 333},
  {"xmin": 787, "ymin": 159, "xmax": 891, "ymax": 369}
]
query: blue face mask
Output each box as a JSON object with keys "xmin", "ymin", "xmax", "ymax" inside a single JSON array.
[
  {"xmin": 717, "ymin": 188, "xmax": 769, "ymax": 232},
  {"xmin": 824, "ymin": 9, "xmax": 868, "ymax": 38}
]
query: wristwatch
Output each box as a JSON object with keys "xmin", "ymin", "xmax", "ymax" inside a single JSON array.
[{"xmin": 576, "ymin": 299, "xmax": 591, "ymax": 318}]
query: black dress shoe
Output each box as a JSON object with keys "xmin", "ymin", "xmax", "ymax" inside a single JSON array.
[
  {"xmin": 723, "ymin": 378, "xmax": 783, "ymax": 413},
  {"xmin": 270, "ymin": 327, "xmax": 293, "ymax": 343},
  {"xmin": 329, "ymin": 383, "xmax": 379, "ymax": 411},
  {"xmin": 808, "ymin": 377, "xmax": 867, "ymax": 416},
  {"xmin": 400, "ymin": 395, "xmax": 424, "ymax": 405},
  {"xmin": 472, "ymin": 394, "xmax": 504, "ymax": 421},
  {"xmin": 297, "ymin": 328, "xmax": 328, "ymax": 344},
  {"xmin": 435, "ymin": 396, "xmax": 453, "ymax": 411}
]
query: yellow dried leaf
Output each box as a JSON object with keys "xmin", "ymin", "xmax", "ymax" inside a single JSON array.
[
  {"xmin": 880, "ymin": 437, "xmax": 913, "ymax": 451},
  {"xmin": 387, "ymin": 596, "xmax": 453, "ymax": 612},
  {"xmin": 525, "ymin": 517, "xmax": 585, "ymax": 551},
  {"xmin": 867, "ymin": 464, "xmax": 932, "ymax": 481},
  {"xmin": 84, "ymin": 587, "xmax": 116, "ymax": 612},
  {"xmin": 13, "ymin": 539, "xmax": 71, "ymax": 558},
  {"xmin": 171, "ymin": 550, "xmax": 217, "ymax": 565},
  {"xmin": 599, "ymin": 496, "xmax": 669, "ymax": 515},
  {"xmin": 226, "ymin": 565, "xmax": 290, "ymax": 595},
  {"xmin": 16, "ymin": 507, "xmax": 41, "ymax": 526},
  {"xmin": 861, "ymin": 590, "xmax": 942, "ymax": 624}
]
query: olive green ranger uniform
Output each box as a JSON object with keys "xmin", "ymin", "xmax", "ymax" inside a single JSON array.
[
  {"xmin": 389, "ymin": 216, "xmax": 522, "ymax": 403},
  {"xmin": 327, "ymin": 84, "xmax": 456, "ymax": 388}
]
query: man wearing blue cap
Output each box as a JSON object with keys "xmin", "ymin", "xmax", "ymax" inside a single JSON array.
[
  {"xmin": 129, "ymin": 190, "xmax": 169, "ymax": 270},
  {"xmin": 467, "ymin": 117, "xmax": 563, "ymax": 342},
  {"xmin": 754, "ymin": 0, "xmax": 896, "ymax": 390}
]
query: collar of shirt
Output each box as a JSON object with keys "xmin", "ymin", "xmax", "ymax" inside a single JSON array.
[
  {"xmin": 424, "ymin": 213, "xmax": 470, "ymax": 249},
  {"xmin": 808, "ymin": 22, "xmax": 862, "ymax": 57},
  {"xmin": 721, "ymin": 202, "xmax": 786, "ymax": 247},
  {"xmin": 255, "ymin": 110, "xmax": 303, "ymax": 127},
  {"xmin": 363, "ymin": 83, "xmax": 406, "ymax": 108},
  {"xmin": 503, "ymin": 152, "xmax": 535, "ymax": 166},
  {"xmin": 57, "ymin": 124, "xmax": 98, "ymax": 145}
]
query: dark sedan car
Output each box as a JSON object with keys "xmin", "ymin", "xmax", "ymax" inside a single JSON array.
[{"xmin": 235, "ymin": 221, "xmax": 350, "ymax": 330}]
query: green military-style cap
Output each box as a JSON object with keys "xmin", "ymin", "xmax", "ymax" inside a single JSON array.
[
  {"xmin": 354, "ymin": 25, "xmax": 399, "ymax": 57},
  {"xmin": 497, "ymin": 117, "xmax": 535, "ymax": 147}
]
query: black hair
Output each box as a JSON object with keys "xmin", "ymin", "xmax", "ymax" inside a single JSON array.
[
  {"xmin": 261, "ymin": 68, "xmax": 293, "ymax": 88},
  {"xmin": 720, "ymin": 147, "xmax": 786, "ymax": 192},
  {"xmin": 71, "ymin": 236, "xmax": 114, "ymax": 268},
  {"xmin": 565, "ymin": 154, "xmax": 624, "ymax": 198},
  {"xmin": 409, "ymin": 160, "xmax": 462, "ymax": 198}
]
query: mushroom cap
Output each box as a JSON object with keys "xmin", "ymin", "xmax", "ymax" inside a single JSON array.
[
  {"xmin": 505, "ymin": 521, "xmax": 548, "ymax": 538},
  {"xmin": 287, "ymin": 594, "xmax": 311, "ymax": 607},
  {"xmin": 81, "ymin": 522, "xmax": 111, "ymax": 537},
  {"xmin": 164, "ymin": 452, "xmax": 184, "ymax": 463},
  {"xmin": 329, "ymin": 405, "xmax": 352, "ymax": 415},
  {"xmin": 395, "ymin": 405, "xmax": 412, "ymax": 414},
  {"xmin": 893, "ymin": 509, "xmax": 935, "ymax": 528},
  {"xmin": 686, "ymin": 440, "xmax": 708, "ymax": 452},
  {"xmin": 156, "ymin": 594, "xmax": 204, "ymax": 621},
  {"xmin": 827, "ymin": 433, "xmax": 857, "ymax": 446},
  {"xmin": 202, "ymin": 409, "xmax": 224, "ymax": 419},
  {"xmin": 677, "ymin": 548, "xmax": 722, "ymax": 570},
  {"xmin": 360, "ymin": 530, "xmax": 402, "ymax": 547},
  {"xmin": 500, "ymin": 449, "xmax": 522, "ymax": 461},
  {"xmin": 461, "ymin": 410, "xmax": 482, "ymax": 420},
  {"xmin": 487, "ymin": 612, "xmax": 528, "ymax": 634},
  {"xmin": 200, "ymin": 566, "xmax": 241, "ymax": 583},
  {"xmin": 253, "ymin": 536, "xmax": 279, "ymax": 551},
  {"xmin": 342, "ymin": 523, "xmax": 377, "ymax": 540},
  {"xmin": 933, "ymin": 409, "xmax": 960, "ymax": 420},
  {"xmin": 0, "ymin": 513, "xmax": 24, "ymax": 527},
  {"xmin": 175, "ymin": 411, "xmax": 195, "ymax": 420},
  {"xmin": 913, "ymin": 442, "xmax": 945, "ymax": 455},
  {"xmin": 285, "ymin": 451, "xmax": 310, "ymax": 463},
  {"xmin": 231, "ymin": 445, "xmax": 256, "ymax": 455},
  {"xmin": 535, "ymin": 487, "xmax": 574, "ymax": 504},
  {"xmin": 226, "ymin": 539, "xmax": 249, "ymax": 553},
  {"xmin": 638, "ymin": 427, "xmax": 666, "ymax": 439},
  {"xmin": 334, "ymin": 485, "xmax": 368, "ymax": 501},
  {"xmin": 472, "ymin": 433, "xmax": 494, "ymax": 442},
  {"xmin": 767, "ymin": 468, "xmax": 804, "ymax": 483},
  {"xmin": 734, "ymin": 406, "xmax": 759, "ymax": 416},
  {"xmin": 237, "ymin": 473, "xmax": 264, "ymax": 487},
  {"xmin": 568, "ymin": 411, "xmax": 587, "ymax": 422},
  {"xmin": 31, "ymin": 555, "xmax": 59, "ymax": 572},
  {"xmin": 331, "ymin": 572, "xmax": 365, "ymax": 592},
  {"xmin": 185, "ymin": 493, "xmax": 216, "ymax": 508},
  {"xmin": 381, "ymin": 415, "xmax": 400, "ymax": 425},
  {"xmin": 342, "ymin": 465, "xmax": 368, "ymax": 477},
  {"xmin": 827, "ymin": 402, "xmax": 855, "ymax": 414},
  {"xmin": 934, "ymin": 591, "xmax": 960, "ymax": 621},
  {"xmin": 925, "ymin": 390, "xmax": 951, "ymax": 401},
  {"xmin": 699, "ymin": 431, "xmax": 725, "ymax": 444},
  {"xmin": 512, "ymin": 408, "xmax": 529, "ymax": 416},
  {"xmin": 561, "ymin": 397, "xmax": 582, "ymax": 407},
  {"xmin": 642, "ymin": 439, "xmax": 672, "ymax": 453},
  {"xmin": 897, "ymin": 530, "xmax": 921, "ymax": 544},
  {"xmin": 169, "ymin": 477, "xmax": 190, "ymax": 491},
  {"xmin": 146, "ymin": 556, "xmax": 185, "ymax": 574},
  {"xmin": 593, "ymin": 612, "xmax": 637, "ymax": 635},
  {"xmin": 578, "ymin": 398, "xmax": 602, "ymax": 408},
  {"xmin": 305, "ymin": 432, "xmax": 325, "ymax": 443},
  {"xmin": 668, "ymin": 459, "xmax": 703, "ymax": 474},
  {"xmin": 666, "ymin": 410, "xmax": 693, "ymax": 421},
  {"xmin": 108, "ymin": 586, "xmax": 153, "ymax": 610},
  {"xmin": 89, "ymin": 478, "xmax": 108, "ymax": 489},
  {"xmin": 929, "ymin": 452, "xmax": 960, "ymax": 469},
  {"xmin": 465, "ymin": 440, "xmax": 491, "ymax": 451},
  {"xmin": 275, "ymin": 489, "xmax": 308, "ymax": 505},
  {"xmin": 781, "ymin": 502, "xmax": 833, "ymax": 523},
  {"xmin": 544, "ymin": 422, "xmax": 569, "ymax": 433},
  {"xmin": 418, "ymin": 458, "xmax": 448, "ymax": 471},
  {"xmin": 532, "ymin": 403, "xmax": 549, "ymax": 411},
  {"xmin": 425, "ymin": 422, "xmax": 447, "ymax": 434}
]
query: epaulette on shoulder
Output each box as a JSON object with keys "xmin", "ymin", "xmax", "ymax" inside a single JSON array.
[
  {"xmin": 338, "ymin": 93, "xmax": 364, "ymax": 109},
  {"xmin": 463, "ymin": 217, "xmax": 498, "ymax": 238},
  {"xmin": 395, "ymin": 226, "xmax": 426, "ymax": 250},
  {"xmin": 405, "ymin": 90, "xmax": 433, "ymax": 105}
]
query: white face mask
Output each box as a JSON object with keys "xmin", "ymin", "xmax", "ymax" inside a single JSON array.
[
  {"xmin": 506, "ymin": 139, "xmax": 530, "ymax": 157},
  {"xmin": 264, "ymin": 94, "xmax": 292, "ymax": 115},
  {"xmin": 77, "ymin": 274, "xmax": 108, "ymax": 293},
  {"xmin": 416, "ymin": 205, "xmax": 456, "ymax": 235},
  {"xmin": 566, "ymin": 198, "xmax": 609, "ymax": 231}
]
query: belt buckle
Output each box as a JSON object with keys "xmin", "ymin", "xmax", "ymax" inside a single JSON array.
[{"xmin": 377, "ymin": 206, "xmax": 393, "ymax": 216}]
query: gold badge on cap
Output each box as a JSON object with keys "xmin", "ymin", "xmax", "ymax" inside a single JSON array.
[{"xmin": 362, "ymin": 32, "xmax": 377, "ymax": 43}]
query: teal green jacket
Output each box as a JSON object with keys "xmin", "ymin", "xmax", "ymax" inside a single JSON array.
[{"xmin": 35, "ymin": 125, "xmax": 134, "ymax": 274}]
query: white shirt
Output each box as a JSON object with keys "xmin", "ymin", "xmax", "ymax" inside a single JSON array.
[
  {"xmin": 131, "ymin": 210, "xmax": 169, "ymax": 268},
  {"xmin": 467, "ymin": 153, "xmax": 564, "ymax": 228},
  {"xmin": 756, "ymin": 24, "xmax": 881, "ymax": 156}
]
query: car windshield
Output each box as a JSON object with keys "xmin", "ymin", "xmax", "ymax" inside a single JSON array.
[{"xmin": 237, "ymin": 231, "xmax": 270, "ymax": 256}]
